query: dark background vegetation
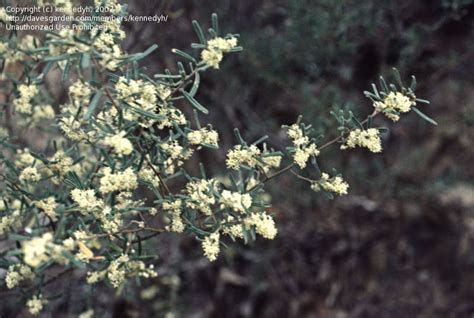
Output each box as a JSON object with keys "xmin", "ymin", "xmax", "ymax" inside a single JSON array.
[{"xmin": 5, "ymin": 0, "xmax": 474, "ymax": 317}]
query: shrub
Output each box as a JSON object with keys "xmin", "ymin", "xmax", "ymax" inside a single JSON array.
[{"xmin": 0, "ymin": 1, "xmax": 436, "ymax": 315}]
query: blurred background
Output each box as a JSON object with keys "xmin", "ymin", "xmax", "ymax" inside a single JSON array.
[{"xmin": 4, "ymin": 0, "xmax": 474, "ymax": 317}]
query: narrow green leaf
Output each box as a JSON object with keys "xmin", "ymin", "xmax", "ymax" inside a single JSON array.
[
  {"xmin": 212, "ymin": 13, "xmax": 219, "ymax": 35},
  {"xmin": 228, "ymin": 46, "xmax": 243, "ymax": 52},
  {"xmin": 85, "ymin": 90, "xmax": 102, "ymax": 119},
  {"xmin": 127, "ymin": 44, "xmax": 158, "ymax": 62},
  {"xmin": 252, "ymin": 135, "xmax": 269, "ymax": 145},
  {"xmin": 61, "ymin": 61, "xmax": 71, "ymax": 82},
  {"xmin": 379, "ymin": 76, "xmax": 389, "ymax": 93},
  {"xmin": 208, "ymin": 28, "xmax": 217, "ymax": 38},
  {"xmin": 412, "ymin": 107, "xmax": 438, "ymax": 125},
  {"xmin": 192, "ymin": 20, "xmax": 206, "ymax": 44},
  {"xmin": 44, "ymin": 53, "xmax": 71, "ymax": 62},
  {"xmin": 371, "ymin": 84, "xmax": 380, "ymax": 99},
  {"xmin": 415, "ymin": 98, "xmax": 430, "ymax": 104},
  {"xmin": 410, "ymin": 75, "xmax": 417, "ymax": 91},
  {"xmin": 189, "ymin": 71, "xmax": 200, "ymax": 97},
  {"xmin": 125, "ymin": 103, "xmax": 164, "ymax": 120},
  {"xmin": 191, "ymin": 43, "xmax": 207, "ymax": 49},
  {"xmin": 181, "ymin": 90, "xmax": 208, "ymax": 114},
  {"xmin": 233, "ymin": 128, "xmax": 245, "ymax": 145},
  {"xmin": 177, "ymin": 61, "xmax": 186, "ymax": 75},
  {"xmin": 81, "ymin": 53, "xmax": 91, "ymax": 69},
  {"xmin": 154, "ymin": 74, "xmax": 182, "ymax": 79},
  {"xmin": 8, "ymin": 234, "xmax": 31, "ymax": 241},
  {"xmin": 199, "ymin": 162, "xmax": 207, "ymax": 179},
  {"xmin": 39, "ymin": 62, "xmax": 54, "ymax": 79},
  {"xmin": 367, "ymin": 115, "xmax": 373, "ymax": 128},
  {"xmin": 193, "ymin": 109, "xmax": 202, "ymax": 129},
  {"xmin": 364, "ymin": 91, "xmax": 378, "ymax": 99},
  {"xmin": 61, "ymin": 251, "xmax": 86, "ymax": 269},
  {"xmin": 30, "ymin": 151, "xmax": 49, "ymax": 164},
  {"xmin": 171, "ymin": 48, "xmax": 197, "ymax": 63},
  {"xmin": 351, "ymin": 115, "xmax": 364, "ymax": 130},
  {"xmin": 64, "ymin": 171, "xmax": 84, "ymax": 189},
  {"xmin": 392, "ymin": 67, "xmax": 404, "ymax": 88}
]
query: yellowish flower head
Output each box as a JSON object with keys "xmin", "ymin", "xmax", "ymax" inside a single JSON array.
[
  {"xmin": 342, "ymin": 128, "xmax": 382, "ymax": 153},
  {"xmin": 311, "ymin": 173, "xmax": 349, "ymax": 196},
  {"xmin": 202, "ymin": 232, "xmax": 220, "ymax": 261},
  {"xmin": 103, "ymin": 131, "xmax": 134, "ymax": 156}
]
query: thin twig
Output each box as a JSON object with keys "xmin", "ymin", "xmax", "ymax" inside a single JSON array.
[{"xmin": 246, "ymin": 111, "xmax": 380, "ymax": 191}]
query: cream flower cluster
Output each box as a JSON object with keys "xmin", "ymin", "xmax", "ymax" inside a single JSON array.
[
  {"xmin": 202, "ymin": 232, "xmax": 220, "ymax": 261},
  {"xmin": 201, "ymin": 36, "xmax": 238, "ymax": 69},
  {"xmin": 0, "ymin": 200, "xmax": 22, "ymax": 235},
  {"xmin": 0, "ymin": 8, "xmax": 8, "ymax": 22},
  {"xmin": 71, "ymin": 189, "xmax": 103, "ymax": 211},
  {"xmin": 287, "ymin": 124, "xmax": 320, "ymax": 169},
  {"xmin": 15, "ymin": 148, "xmax": 35, "ymax": 168},
  {"xmin": 47, "ymin": 29, "xmax": 89, "ymax": 59},
  {"xmin": 27, "ymin": 294, "xmax": 48, "ymax": 316},
  {"xmin": 261, "ymin": 155, "xmax": 282, "ymax": 171},
  {"xmin": 161, "ymin": 140, "xmax": 194, "ymax": 175},
  {"xmin": 341, "ymin": 128, "xmax": 382, "ymax": 153},
  {"xmin": 19, "ymin": 166, "xmax": 41, "ymax": 182},
  {"xmin": 138, "ymin": 166, "xmax": 161, "ymax": 188},
  {"xmin": 374, "ymin": 91, "xmax": 415, "ymax": 122},
  {"xmin": 5, "ymin": 264, "xmax": 34, "ymax": 289},
  {"xmin": 220, "ymin": 190, "xmax": 252, "ymax": 213},
  {"xmin": 156, "ymin": 106, "xmax": 187, "ymax": 130},
  {"xmin": 311, "ymin": 173, "xmax": 349, "ymax": 196},
  {"xmin": 226, "ymin": 145, "xmax": 261, "ymax": 170},
  {"xmin": 222, "ymin": 215, "xmax": 245, "ymax": 239},
  {"xmin": 30, "ymin": 104, "xmax": 55, "ymax": 125},
  {"xmin": 116, "ymin": 191, "xmax": 141, "ymax": 210},
  {"xmin": 91, "ymin": 2, "xmax": 125, "ymax": 70},
  {"xmin": 78, "ymin": 309, "xmax": 95, "ymax": 318},
  {"xmin": 157, "ymin": 84, "xmax": 172, "ymax": 101},
  {"xmin": 245, "ymin": 213, "xmax": 278, "ymax": 239},
  {"xmin": 208, "ymin": 211, "xmax": 277, "ymax": 261},
  {"xmin": 98, "ymin": 208, "xmax": 121, "ymax": 233},
  {"xmin": 13, "ymin": 85, "xmax": 38, "ymax": 114},
  {"xmin": 103, "ymin": 131, "xmax": 134, "ymax": 156},
  {"xmin": 163, "ymin": 199, "xmax": 185, "ymax": 233},
  {"xmin": 115, "ymin": 77, "xmax": 158, "ymax": 125},
  {"xmin": 69, "ymin": 80, "xmax": 92, "ymax": 102},
  {"xmin": 58, "ymin": 116, "xmax": 95, "ymax": 142},
  {"xmin": 0, "ymin": 41, "xmax": 24, "ymax": 64},
  {"xmin": 87, "ymin": 254, "xmax": 156, "ymax": 288},
  {"xmin": 106, "ymin": 257, "xmax": 129, "ymax": 288},
  {"xmin": 34, "ymin": 197, "xmax": 57, "ymax": 221},
  {"xmin": 22, "ymin": 232, "xmax": 73, "ymax": 268},
  {"xmin": 187, "ymin": 128, "xmax": 219, "ymax": 148},
  {"xmin": 185, "ymin": 178, "xmax": 219, "ymax": 215},
  {"xmin": 71, "ymin": 189, "xmax": 121, "ymax": 232},
  {"xmin": 59, "ymin": 81, "xmax": 92, "ymax": 136},
  {"xmin": 48, "ymin": 150, "xmax": 74, "ymax": 182},
  {"xmin": 1, "ymin": 34, "xmax": 43, "ymax": 63},
  {"xmin": 227, "ymin": 149, "xmax": 282, "ymax": 173},
  {"xmin": 99, "ymin": 167, "xmax": 138, "ymax": 194},
  {"xmin": 0, "ymin": 127, "xmax": 7, "ymax": 138},
  {"xmin": 161, "ymin": 140, "xmax": 186, "ymax": 160}
]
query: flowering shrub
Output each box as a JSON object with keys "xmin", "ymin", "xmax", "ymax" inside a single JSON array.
[{"xmin": 0, "ymin": 0, "xmax": 437, "ymax": 315}]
